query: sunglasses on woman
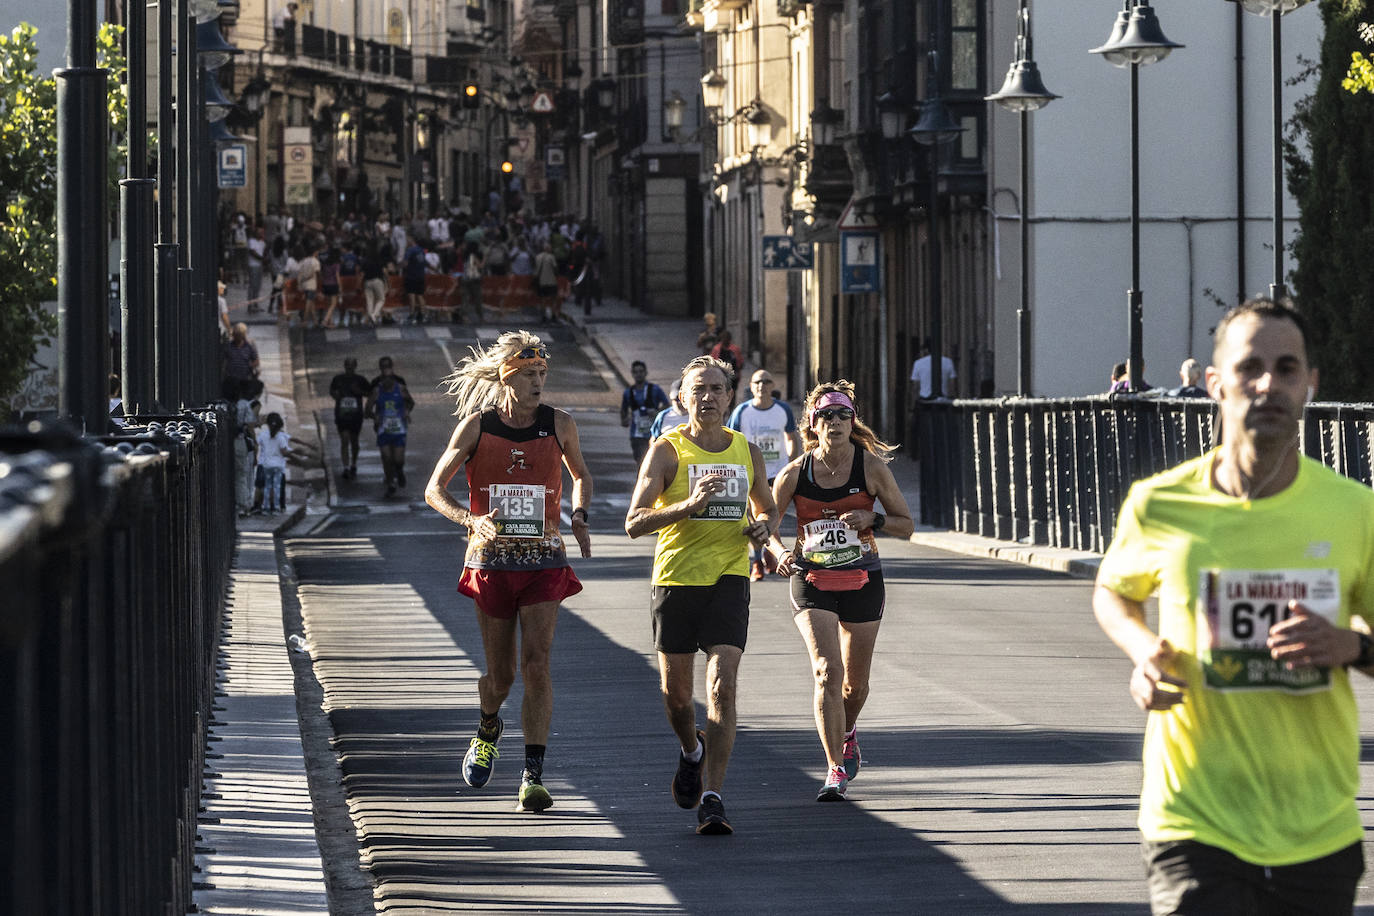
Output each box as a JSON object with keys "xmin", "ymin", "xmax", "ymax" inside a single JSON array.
[
  {"xmin": 514, "ymin": 346, "xmax": 550, "ymax": 359},
  {"xmin": 814, "ymin": 407, "xmax": 855, "ymax": 422}
]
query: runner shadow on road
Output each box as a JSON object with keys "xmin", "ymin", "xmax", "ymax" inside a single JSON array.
[{"xmin": 291, "ymin": 528, "xmax": 1154, "ymax": 914}]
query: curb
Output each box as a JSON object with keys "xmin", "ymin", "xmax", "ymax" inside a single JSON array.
[{"xmin": 908, "ymin": 527, "xmax": 1101, "ymax": 579}]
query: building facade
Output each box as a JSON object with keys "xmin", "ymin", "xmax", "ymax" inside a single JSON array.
[
  {"xmin": 986, "ymin": 1, "xmax": 1321, "ymax": 396},
  {"xmin": 221, "ymin": 0, "xmax": 518, "ymax": 223}
]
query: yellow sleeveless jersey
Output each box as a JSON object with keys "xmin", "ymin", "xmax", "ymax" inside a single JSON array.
[{"xmin": 652, "ymin": 427, "xmax": 754, "ymax": 585}]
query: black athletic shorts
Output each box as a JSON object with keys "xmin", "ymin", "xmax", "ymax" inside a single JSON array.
[
  {"xmin": 336, "ymin": 416, "xmax": 363, "ymax": 434},
  {"xmin": 651, "ymin": 574, "xmax": 750, "ymax": 653},
  {"xmin": 1142, "ymin": 839, "xmax": 1362, "ymax": 916},
  {"xmin": 790, "ymin": 568, "xmax": 885, "ymax": 624}
]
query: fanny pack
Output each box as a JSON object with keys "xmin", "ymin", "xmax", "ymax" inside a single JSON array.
[{"xmin": 804, "ymin": 569, "xmax": 870, "ymax": 592}]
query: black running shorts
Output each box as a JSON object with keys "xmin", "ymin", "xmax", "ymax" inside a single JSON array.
[
  {"xmin": 790, "ymin": 569, "xmax": 885, "ymax": 624},
  {"xmin": 651, "ymin": 574, "xmax": 750, "ymax": 653},
  {"xmin": 1142, "ymin": 839, "xmax": 1362, "ymax": 916}
]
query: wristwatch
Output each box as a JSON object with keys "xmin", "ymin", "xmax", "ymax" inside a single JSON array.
[
  {"xmin": 1353, "ymin": 632, "xmax": 1374, "ymax": 669},
  {"xmin": 572, "ymin": 507, "xmax": 589, "ymax": 525}
]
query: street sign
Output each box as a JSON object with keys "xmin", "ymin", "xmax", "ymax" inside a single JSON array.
[
  {"xmin": 762, "ymin": 235, "xmax": 813, "ymax": 270},
  {"xmin": 283, "ymin": 128, "xmax": 313, "ymax": 203},
  {"xmin": 531, "ymin": 91, "xmax": 554, "ymax": 113},
  {"xmin": 217, "ymin": 143, "xmax": 247, "ymax": 188},
  {"xmin": 510, "ymin": 123, "xmax": 536, "ymax": 162},
  {"xmin": 837, "ymin": 195, "xmax": 879, "ymax": 231},
  {"xmin": 840, "ymin": 231, "xmax": 880, "ymax": 293}
]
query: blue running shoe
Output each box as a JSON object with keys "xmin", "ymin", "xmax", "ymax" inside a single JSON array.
[{"xmin": 462, "ymin": 717, "xmax": 502, "ymax": 788}]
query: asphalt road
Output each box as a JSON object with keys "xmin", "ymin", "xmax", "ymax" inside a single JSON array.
[{"xmin": 281, "ymin": 319, "xmax": 1374, "ymax": 914}]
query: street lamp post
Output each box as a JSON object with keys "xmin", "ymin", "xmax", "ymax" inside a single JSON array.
[
  {"xmin": 56, "ymin": 0, "xmax": 110, "ymax": 431},
  {"xmin": 1229, "ymin": 0, "xmax": 1314, "ymax": 299},
  {"xmin": 121, "ymin": 0, "xmax": 157, "ymax": 416},
  {"xmin": 910, "ymin": 45, "xmax": 965, "ymax": 401},
  {"xmin": 987, "ymin": 0, "xmax": 1058, "ymax": 398},
  {"xmin": 1090, "ymin": 3, "xmax": 1182, "ymax": 393}
]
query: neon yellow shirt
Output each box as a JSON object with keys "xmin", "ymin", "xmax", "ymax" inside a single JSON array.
[
  {"xmin": 1098, "ymin": 448, "xmax": 1374, "ymax": 865},
  {"xmin": 652, "ymin": 427, "xmax": 754, "ymax": 586}
]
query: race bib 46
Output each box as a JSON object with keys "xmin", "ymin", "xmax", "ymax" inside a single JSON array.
[{"xmin": 801, "ymin": 519, "xmax": 862, "ymax": 567}]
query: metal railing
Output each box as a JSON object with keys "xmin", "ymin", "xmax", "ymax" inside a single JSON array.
[
  {"xmin": 916, "ymin": 398, "xmax": 1374, "ymax": 554},
  {"xmin": 0, "ymin": 411, "xmax": 234, "ymax": 915}
]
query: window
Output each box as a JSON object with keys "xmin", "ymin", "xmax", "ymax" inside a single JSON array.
[{"xmin": 949, "ymin": 0, "xmax": 978, "ymax": 92}]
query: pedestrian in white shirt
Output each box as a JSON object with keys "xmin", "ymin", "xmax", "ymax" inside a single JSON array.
[
  {"xmin": 255, "ymin": 412, "xmax": 293, "ymax": 514},
  {"xmin": 909, "ymin": 339, "xmax": 956, "ymax": 399}
]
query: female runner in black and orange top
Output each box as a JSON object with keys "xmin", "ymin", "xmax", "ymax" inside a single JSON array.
[{"xmin": 766, "ymin": 381, "xmax": 913, "ymax": 802}]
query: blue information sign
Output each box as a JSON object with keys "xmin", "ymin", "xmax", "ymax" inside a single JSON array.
[
  {"xmin": 762, "ymin": 235, "xmax": 814, "ymax": 270},
  {"xmin": 840, "ymin": 231, "xmax": 880, "ymax": 293},
  {"xmin": 218, "ymin": 144, "xmax": 247, "ymax": 189}
]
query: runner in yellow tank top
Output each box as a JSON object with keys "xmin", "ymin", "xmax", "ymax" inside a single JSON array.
[{"xmin": 626, "ymin": 355, "xmax": 777, "ymax": 836}]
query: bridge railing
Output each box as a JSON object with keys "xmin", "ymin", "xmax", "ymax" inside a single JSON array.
[
  {"xmin": 916, "ymin": 398, "xmax": 1374, "ymax": 554},
  {"xmin": 0, "ymin": 411, "xmax": 234, "ymax": 916}
]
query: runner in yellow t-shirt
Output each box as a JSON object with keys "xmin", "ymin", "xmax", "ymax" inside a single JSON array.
[
  {"xmin": 626, "ymin": 355, "xmax": 777, "ymax": 836},
  {"xmin": 1094, "ymin": 298, "xmax": 1374, "ymax": 915}
]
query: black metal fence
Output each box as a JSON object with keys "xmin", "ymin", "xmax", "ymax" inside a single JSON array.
[
  {"xmin": 916, "ymin": 398, "xmax": 1374, "ymax": 554},
  {"xmin": 0, "ymin": 411, "xmax": 235, "ymax": 915}
]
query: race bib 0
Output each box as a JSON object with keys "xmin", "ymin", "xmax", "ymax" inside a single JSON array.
[
  {"xmin": 489, "ymin": 484, "xmax": 546, "ymax": 538},
  {"xmin": 632, "ymin": 411, "xmax": 655, "ymax": 438},
  {"xmin": 687, "ymin": 463, "xmax": 749, "ymax": 521},
  {"xmin": 801, "ymin": 519, "xmax": 861, "ymax": 567},
  {"xmin": 1199, "ymin": 568, "xmax": 1341, "ymax": 693}
]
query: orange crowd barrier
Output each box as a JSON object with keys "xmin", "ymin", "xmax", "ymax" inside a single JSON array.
[{"xmin": 279, "ymin": 273, "xmax": 573, "ymax": 321}]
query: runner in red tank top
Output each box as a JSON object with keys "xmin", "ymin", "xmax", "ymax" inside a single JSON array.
[
  {"xmin": 766, "ymin": 381, "xmax": 913, "ymax": 802},
  {"xmin": 424, "ymin": 330, "xmax": 593, "ymax": 813}
]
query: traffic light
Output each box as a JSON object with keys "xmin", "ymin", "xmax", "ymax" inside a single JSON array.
[{"xmin": 462, "ymin": 83, "xmax": 480, "ymax": 109}]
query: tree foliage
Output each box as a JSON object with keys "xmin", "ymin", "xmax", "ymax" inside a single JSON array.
[
  {"xmin": 0, "ymin": 23, "xmax": 59, "ymax": 413},
  {"xmin": 0, "ymin": 22, "xmax": 127, "ymax": 416},
  {"xmin": 1341, "ymin": 22, "xmax": 1374, "ymax": 92},
  {"xmin": 1289, "ymin": 1, "xmax": 1374, "ymax": 401}
]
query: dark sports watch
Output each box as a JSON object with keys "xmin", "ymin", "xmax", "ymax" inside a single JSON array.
[{"xmin": 1353, "ymin": 632, "xmax": 1374, "ymax": 669}]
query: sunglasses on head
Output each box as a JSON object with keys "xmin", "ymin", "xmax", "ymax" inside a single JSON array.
[
  {"xmin": 514, "ymin": 346, "xmax": 549, "ymax": 360},
  {"xmin": 814, "ymin": 407, "xmax": 855, "ymax": 422}
]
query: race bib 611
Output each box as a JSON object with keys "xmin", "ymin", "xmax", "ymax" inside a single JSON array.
[{"xmin": 1199, "ymin": 568, "xmax": 1340, "ymax": 693}]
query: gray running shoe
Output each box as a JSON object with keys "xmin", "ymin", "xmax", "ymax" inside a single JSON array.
[
  {"xmin": 696, "ymin": 794, "xmax": 733, "ymax": 835},
  {"xmin": 843, "ymin": 729, "xmax": 861, "ymax": 781},
  {"xmin": 671, "ymin": 730, "xmax": 705, "ymax": 809},
  {"xmin": 817, "ymin": 764, "xmax": 848, "ymax": 802}
]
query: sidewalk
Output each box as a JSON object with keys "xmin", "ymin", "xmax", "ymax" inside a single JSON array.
[
  {"xmin": 566, "ymin": 298, "xmax": 1101, "ymax": 580},
  {"xmin": 191, "ymin": 282, "xmax": 330, "ymax": 915}
]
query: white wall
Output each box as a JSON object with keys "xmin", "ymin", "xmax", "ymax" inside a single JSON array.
[{"xmin": 988, "ymin": 0, "xmax": 1321, "ymax": 396}]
